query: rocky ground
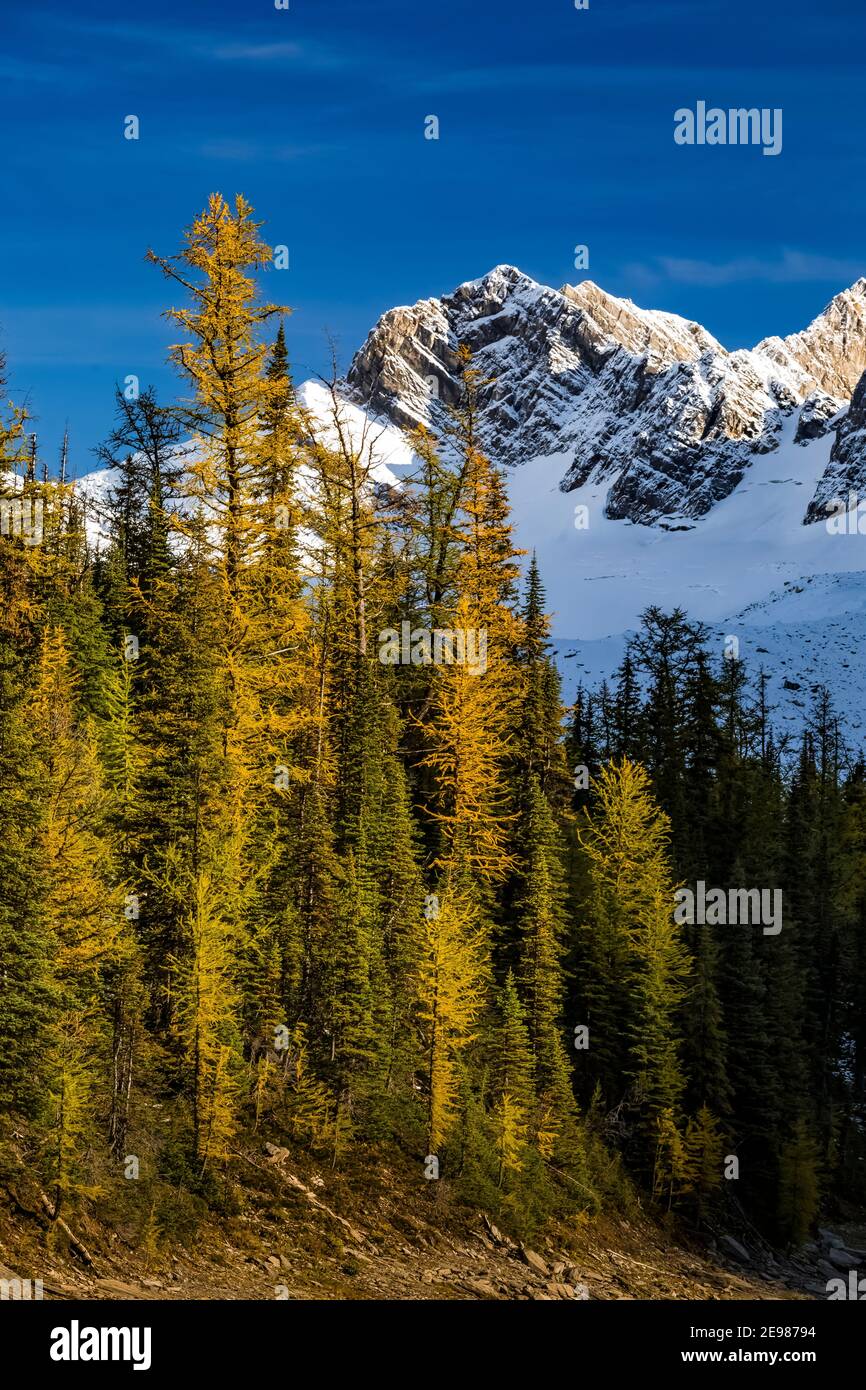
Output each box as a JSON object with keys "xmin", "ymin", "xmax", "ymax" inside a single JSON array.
[{"xmin": 4, "ymin": 1139, "xmax": 863, "ymax": 1302}]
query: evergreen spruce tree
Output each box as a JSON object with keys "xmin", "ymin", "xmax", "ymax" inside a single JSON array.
[
  {"xmin": 489, "ymin": 972, "xmax": 535, "ymax": 1185},
  {"xmin": 577, "ymin": 760, "xmax": 689, "ymax": 1163},
  {"xmin": 417, "ymin": 876, "xmax": 487, "ymax": 1157}
]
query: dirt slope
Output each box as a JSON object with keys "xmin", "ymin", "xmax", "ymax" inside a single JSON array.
[{"xmin": 1, "ymin": 1140, "xmax": 822, "ymax": 1302}]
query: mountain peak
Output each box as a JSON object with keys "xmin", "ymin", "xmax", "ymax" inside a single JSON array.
[
  {"xmin": 828, "ymin": 275, "xmax": 866, "ymax": 301},
  {"xmin": 754, "ymin": 277, "xmax": 866, "ymax": 401},
  {"xmin": 346, "ymin": 266, "xmax": 866, "ymax": 528},
  {"xmin": 477, "ymin": 262, "xmax": 529, "ymax": 281},
  {"xmin": 452, "ymin": 263, "xmax": 542, "ymax": 298},
  {"xmin": 561, "ymin": 278, "xmax": 724, "ymax": 367}
]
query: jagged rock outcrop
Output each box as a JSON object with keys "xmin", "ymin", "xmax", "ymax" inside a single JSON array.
[
  {"xmin": 795, "ymin": 390, "xmax": 842, "ymax": 443},
  {"xmin": 346, "ymin": 265, "xmax": 866, "ymax": 527},
  {"xmin": 755, "ymin": 279, "xmax": 866, "ymax": 401},
  {"xmin": 804, "ymin": 368, "xmax": 866, "ymax": 523},
  {"xmin": 560, "ymin": 279, "xmax": 721, "ymax": 367}
]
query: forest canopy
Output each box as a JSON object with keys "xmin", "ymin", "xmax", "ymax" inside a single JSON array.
[{"xmin": 1, "ymin": 194, "xmax": 864, "ymax": 1252}]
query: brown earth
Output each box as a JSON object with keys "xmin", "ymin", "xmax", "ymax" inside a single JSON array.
[{"xmin": 1, "ymin": 1137, "xmax": 840, "ymax": 1303}]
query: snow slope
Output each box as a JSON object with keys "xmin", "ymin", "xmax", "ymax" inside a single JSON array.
[
  {"xmin": 70, "ymin": 399, "xmax": 866, "ymax": 740},
  {"xmin": 517, "ymin": 413, "xmax": 866, "ymax": 739}
]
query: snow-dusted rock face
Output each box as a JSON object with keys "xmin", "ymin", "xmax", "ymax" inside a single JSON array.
[
  {"xmin": 755, "ymin": 279, "xmax": 866, "ymax": 402},
  {"xmin": 346, "ymin": 266, "xmax": 866, "ymax": 528},
  {"xmin": 794, "ymin": 390, "xmax": 843, "ymax": 444},
  {"xmin": 805, "ymin": 368, "xmax": 866, "ymax": 523}
]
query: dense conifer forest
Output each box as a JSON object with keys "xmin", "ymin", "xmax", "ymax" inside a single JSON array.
[{"xmin": 1, "ymin": 194, "xmax": 864, "ymax": 1261}]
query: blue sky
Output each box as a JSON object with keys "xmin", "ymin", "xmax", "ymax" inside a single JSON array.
[{"xmin": 2, "ymin": 0, "xmax": 865, "ymax": 475}]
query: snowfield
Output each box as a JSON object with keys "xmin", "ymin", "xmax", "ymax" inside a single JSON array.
[
  {"xmin": 71, "ymin": 398, "xmax": 866, "ymax": 744},
  {"xmin": 506, "ymin": 414, "xmax": 866, "ymax": 740},
  {"xmin": 294, "ymin": 386, "xmax": 866, "ymax": 742}
]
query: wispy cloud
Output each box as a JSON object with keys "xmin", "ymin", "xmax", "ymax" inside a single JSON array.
[
  {"xmin": 0, "ymin": 54, "xmax": 96, "ymax": 86},
  {"xmin": 209, "ymin": 41, "xmax": 344, "ymax": 69},
  {"xmin": 196, "ymin": 139, "xmax": 333, "ymax": 163},
  {"xmin": 46, "ymin": 16, "xmax": 349, "ymax": 71},
  {"xmin": 624, "ymin": 249, "xmax": 865, "ymax": 289},
  {"xmin": 414, "ymin": 58, "xmax": 859, "ymax": 97},
  {"xmin": 210, "ymin": 42, "xmax": 303, "ymax": 61},
  {"xmin": 413, "ymin": 63, "xmax": 677, "ymax": 94}
]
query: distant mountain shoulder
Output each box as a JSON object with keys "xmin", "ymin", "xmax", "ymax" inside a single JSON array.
[{"xmin": 346, "ymin": 264, "xmax": 866, "ymax": 528}]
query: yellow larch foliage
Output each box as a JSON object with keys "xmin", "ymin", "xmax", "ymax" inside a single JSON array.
[
  {"xmin": 416, "ymin": 593, "xmax": 515, "ymax": 882},
  {"xmin": 172, "ymin": 870, "xmax": 242, "ymax": 1172},
  {"xmin": 577, "ymin": 758, "xmax": 690, "ymax": 1130},
  {"xmin": 148, "ymin": 194, "xmax": 317, "ymax": 1021},
  {"xmin": 29, "ymin": 626, "xmax": 125, "ymax": 986},
  {"xmin": 417, "ymin": 883, "xmax": 487, "ymax": 1153}
]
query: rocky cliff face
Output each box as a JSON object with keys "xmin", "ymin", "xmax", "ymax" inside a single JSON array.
[
  {"xmin": 755, "ymin": 279, "xmax": 866, "ymax": 401},
  {"xmin": 804, "ymin": 368, "xmax": 866, "ymax": 523},
  {"xmin": 345, "ymin": 266, "xmax": 866, "ymax": 527}
]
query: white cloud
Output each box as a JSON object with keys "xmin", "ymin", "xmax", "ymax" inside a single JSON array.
[{"xmin": 625, "ymin": 249, "xmax": 864, "ymax": 288}]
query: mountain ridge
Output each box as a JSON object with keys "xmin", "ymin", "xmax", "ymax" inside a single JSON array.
[
  {"xmin": 65, "ymin": 270, "xmax": 866, "ymax": 737},
  {"xmin": 346, "ymin": 265, "xmax": 866, "ymax": 528}
]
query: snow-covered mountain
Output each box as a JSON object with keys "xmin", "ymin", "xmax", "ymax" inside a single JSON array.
[
  {"xmin": 804, "ymin": 368, "xmax": 866, "ymax": 524},
  {"xmin": 71, "ymin": 266, "xmax": 866, "ymax": 741},
  {"xmin": 341, "ymin": 266, "xmax": 866, "ymax": 742},
  {"xmin": 346, "ymin": 264, "xmax": 866, "ymax": 527}
]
